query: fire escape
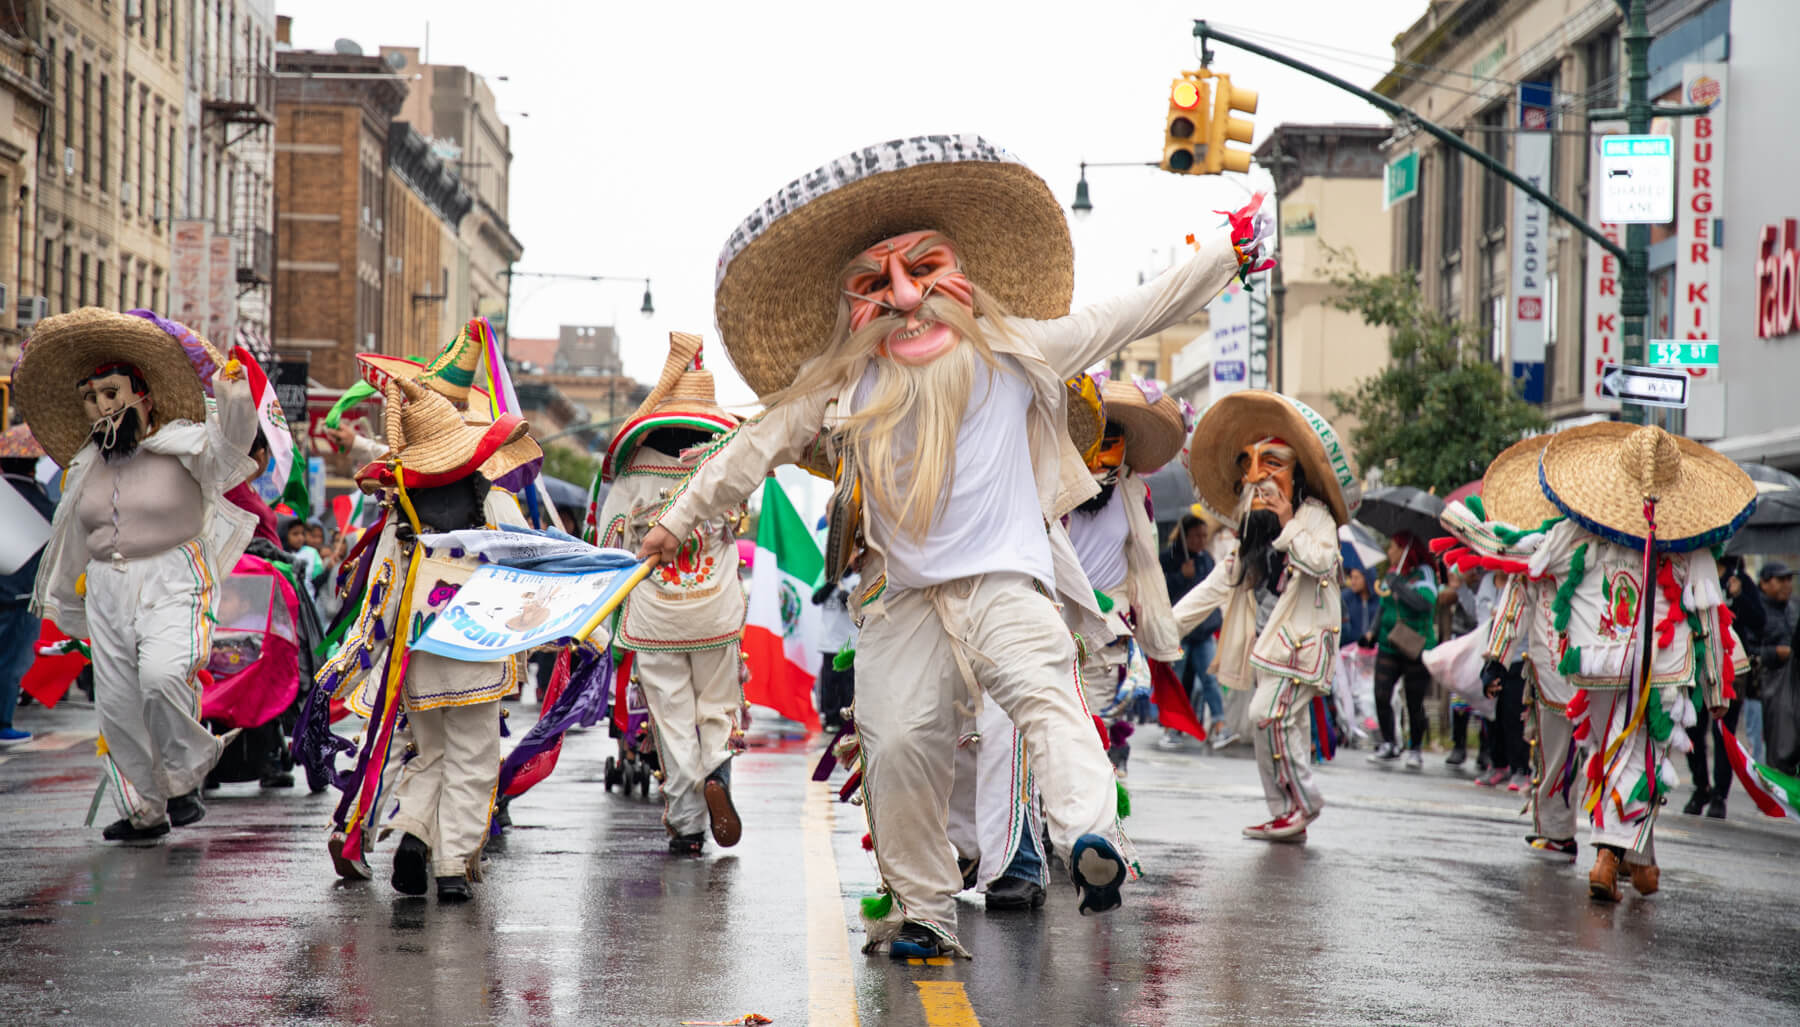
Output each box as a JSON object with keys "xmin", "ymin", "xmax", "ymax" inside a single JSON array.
[{"xmin": 203, "ymin": 59, "xmax": 276, "ymax": 358}]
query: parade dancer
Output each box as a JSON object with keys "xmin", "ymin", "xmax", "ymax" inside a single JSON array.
[
  {"xmin": 635, "ymin": 135, "xmax": 1271, "ymax": 957},
  {"xmin": 1516, "ymin": 423, "xmax": 1752, "ymax": 901},
  {"xmin": 19, "ymin": 309, "xmax": 259, "ymax": 841},
  {"xmin": 590, "ymin": 332, "xmax": 747, "ymax": 856},
  {"xmin": 1066, "ymin": 376, "xmax": 1190, "ymax": 775},
  {"xmin": 317, "ymin": 379, "xmax": 539, "ymax": 901},
  {"xmin": 1435, "ymin": 436, "xmax": 1583, "ymax": 857},
  {"xmin": 1172, "ymin": 391, "xmax": 1359, "ymax": 843}
]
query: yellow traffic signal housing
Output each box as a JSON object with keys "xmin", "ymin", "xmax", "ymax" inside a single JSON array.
[
  {"xmin": 1163, "ymin": 74, "xmax": 1209, "ymax": 174},
  {"xmin": 1205, "ymin": 72, "xmax": 1258, "ymax": 175}
]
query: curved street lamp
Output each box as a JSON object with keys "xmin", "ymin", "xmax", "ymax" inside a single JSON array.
[{"xmin": 1068, "ymin": 160, "xmax": 1159, "ymax": 219}]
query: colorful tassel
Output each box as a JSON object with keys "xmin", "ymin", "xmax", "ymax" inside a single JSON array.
[
  {"xmin": 832, "ymin": 647, "xmax": 856, "ymax": 672},
  {"xmin": 860, "ymin": 891, "xmax": 893, "ymax": 920},
  {"xmin": 860, "ymin": 832, "xmax": 873, "ymax": 851},
  {"xmin": 1465, "ymin": 495, "xmax": 1487, "ymax": 521},
  {"xmin": 1551, "ymin": 543, "xmax": 1588, "ymax": 633},
  {"xmin": 1116, "ymin": 780, "xmax": 1132, "ymax": 820}
]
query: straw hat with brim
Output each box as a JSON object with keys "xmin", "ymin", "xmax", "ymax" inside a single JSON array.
[
  {"xmin": 1103, "ymin": 380, "xmax": 1185, "ymax": 473},
  {"xmin": 358, "ymin": 318, "xmax": 495, "ymax": 413},
  {"xmin": 13, "ymin": 307, "xmax": 213, "ymax": 465},
  {"xmin": 1065, "ymin": 373, "xmax": 1106, "ymax": 465},
  {"xmin": 1539, "ymin": 421, "xmax": 1756, "ymax": 553},
  {"xmin": 604, "ymin": 332, "xmax": 738, "ymax": 480},
  {"xmin": 1480, "ymin": 435, "xmax": 1560, "ymax": 528},
  {"xmin": 0, "ymin": 423, "xmax": 45, "ymax": 458},
  {"xmin": 714, "ymin": 134, "xmax": 1072, "ymax": 398},
  {"xmin": 1187, "ymin": 390, "xmax": 1361, "ymax": 527},
  {"xmin": 356, "ymin": 379, "xmax": 531, "ymax": 492}
]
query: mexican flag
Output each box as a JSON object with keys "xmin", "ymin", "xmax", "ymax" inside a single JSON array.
[
  {"xmin": 234, "ymin": 345, "xmax": 309, "ymax": 519},
  {"xmin": 1720, "ymin": 725, "xmax": 1800, "ymax": 819},
  {"xmin": 743, "ymin": 478, "xmax": 823, "ymax": 732}
]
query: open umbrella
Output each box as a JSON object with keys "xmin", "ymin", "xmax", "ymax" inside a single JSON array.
[
  {"xmin": 1355, "ymin": 485, "xmax": 1447, "ymax": 542},
  {"xmin": 539, "ymin": 474, "xmax": 590, "ymax": 518},
  {"xmin": 1143, "ymin": 461, "xmax": 1196, "ymax": 531},
  {"xmin": 1339, "ymin": 522, "xmax": 1384, "ymax": 574},
  {"xmin": 1727, "ymin": 477, "xmax": 1800, "ymax": 555}
]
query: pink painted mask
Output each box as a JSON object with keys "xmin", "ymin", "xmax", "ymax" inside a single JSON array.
[{"xmin": 841, "ymin": 230, "xmax": 975, "ymax": 365}]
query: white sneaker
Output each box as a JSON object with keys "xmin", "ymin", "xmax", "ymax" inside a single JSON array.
[
  {"xmin": 1155, "ymin": 730, "xmax": 1187, "ymax": 752},
  {"xmin": 1209, "ymin": 728, "xmax": 1241, "ymax": 751},
  {"xmin": 1404, "ymin": 749, "xmax": 1424, "ymax": 769}
]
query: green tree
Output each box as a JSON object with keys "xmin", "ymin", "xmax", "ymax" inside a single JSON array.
[
  {"xmin": 541, "ymin": 443, "xmax": 602, "ymax": 488},
  {"xmin": 1328, "ymin": 266, "xmax": 1547, "ymax": 495}
]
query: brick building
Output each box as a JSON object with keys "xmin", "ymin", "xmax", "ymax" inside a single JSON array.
[
  {"xmin": 381, "ymin": 122, "xmax": 471, "ymax": 363},
  {"xmin": 271, "ymin": 47, "xmax": 405, "ymax": 389}
]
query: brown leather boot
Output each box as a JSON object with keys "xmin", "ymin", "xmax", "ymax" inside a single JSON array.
[
  {"xmin": 1588, "ymin": 848, "xmax": 1622, "ymax": 902},
  {"xmin": 1628, "ymin": 861, "xmax": 1660, "ymax": 896}
]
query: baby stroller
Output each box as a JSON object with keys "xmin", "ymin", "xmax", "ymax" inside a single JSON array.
[
  {"xmin": 603, "ymin": 652, "xmax": 661, "ymax": 798},
  {"xmin": 203, "ymin": 553, "xmax": 306, "ymax": 787}
]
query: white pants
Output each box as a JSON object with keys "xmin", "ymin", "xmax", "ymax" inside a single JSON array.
[
  {"xmin": 947, "ymin": 697, "xmax": 1038, "ymax": 890},
  {"xmin": 387, "ymin": 699, "xmax": 501, "ymax": 879},
  {"xmin": 858, "ymin": 573, "xmax": 1129, "ymax": 940},
  {"xmin": 1249, "ymin": 672, "xmax": 1324, "ymax": 820},
  {"xmin": 1078, "ymin": 637, "xmax": 1129, "ymax": 720},
  {"xmin": 635, "ymin": 644, "xmax": 740, "ymax": 836},
  {"xmin": 1529, "ymin": 686, "xmax": 1578, "ymax": 843},
  {"xmin": 87, "ymin": 542, "xmax": 224, "ymax": 828}
]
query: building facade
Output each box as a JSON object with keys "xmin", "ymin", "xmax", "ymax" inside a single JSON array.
[
  {"xmin": 0, "ymin": 6, "xmax": 48, "ymax": 369},
  {"xmin": 378, "ymin": 45, "xmax": 520, "ymax": 334},
  {"xmin": 181, "ymin": 0, "xmax": 277, "ymax": 361},
  {"xmin": 271, "ymin": 46, "xmax": 404, "ymax": 389},
  {"xmin": 381, "ymin": 121, "xmax": 470, "ymax": 362}
]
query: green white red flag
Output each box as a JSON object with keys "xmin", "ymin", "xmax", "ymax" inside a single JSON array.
[
  {"xmin": 233, "ymin": 345, "xmax": 309, "ymax": 518},
  {"xmin": 743, "ymin": 478, "xmax": 822, "ymax": 732},
  {"xmin": 1720, "ymin": 725, "xmax": 1800, "ymax": 819}
]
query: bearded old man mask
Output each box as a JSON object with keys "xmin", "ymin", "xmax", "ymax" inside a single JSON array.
[
  {"xmin": 80, "ymin": 363, "xmax": 153, "ymax": 460},
  {"xmin": 1234, "ymin": 436, "xmax": 1308, "ymax": 588}
]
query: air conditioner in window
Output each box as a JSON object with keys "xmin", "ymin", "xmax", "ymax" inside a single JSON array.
[
  {"xmin": 63, "ymin": 147, "xmax": 75, "ymax": 176},
  {"xmin": 121, "ymin": 180, "xmax": 134, "ymax": 206},
  {"xmin": 18, "ymin": 295, "xmax": 49, "ymax": 328}
]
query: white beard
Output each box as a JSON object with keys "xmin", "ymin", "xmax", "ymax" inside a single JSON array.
[{"xmin": 850, "ymin": 339, "xmax": 983, "ymax": 541}]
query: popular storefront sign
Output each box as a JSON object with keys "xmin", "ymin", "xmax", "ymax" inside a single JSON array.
[{"xmin": 1509, "ymin": 81, "xmax": 1553, "ymax": 402}]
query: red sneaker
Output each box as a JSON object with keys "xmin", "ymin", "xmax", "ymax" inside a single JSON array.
[{"xmin": 1244, "ymin": 808, "xmax": 1311, "ymax": 841}]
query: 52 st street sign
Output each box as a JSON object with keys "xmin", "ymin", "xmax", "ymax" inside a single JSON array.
[{"xmin": 1648, "ymin": 340, "xmax": 1719, "ymax": 368}]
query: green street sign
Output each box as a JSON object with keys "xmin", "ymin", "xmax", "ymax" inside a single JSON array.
[
  {"xmin": 1648, "ymin": 340, "xmax": 1719, "ymax": 368},
  {"xmin": 1384, "ymin": 150, "xmax": 1418, "ymax": 210}
]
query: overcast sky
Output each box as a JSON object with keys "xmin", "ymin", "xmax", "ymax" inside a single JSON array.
[{"xmin": 286, "ymin": 0, "xmax": 1424, "ymax": 409}]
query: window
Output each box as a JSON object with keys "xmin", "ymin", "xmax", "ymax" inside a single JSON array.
[
  {"xmin": 80, "ymin": 62, "xmax": 91, "ymax": 183},
  {"xmin": 98, "ymin": 75, "xmax": 109, "ymax": 191},
  {"xmin": 40, "ymin": 240, "xmax": 50, "ymax": 310},
  {"xmin": 1136, "ymin": 360, "xmax": 1157, "ymax": 380},
  {"xmin": 41, "ymin": 40, "xmax": 53, "ymax": 155},
  {"xmin": 1544, "ymin": 271, "xmax": 1559, "ymax": 399},
  {"xmin": 136, "ymin": 91, "xmax": 146, "ymax": 212},
  {"xmin": 152, "ymin": 108, "xmax": 162, "ymax": 220},
  {"xmin": 169, "ymin": 124, "xmax": 178, "ymax": 223},
  {"xmin": 119, "ymin": 266, "xmax": 128, "ymax": 312},
  {"xmin": 1479, "ymin": 105, "xmax": 1507, "ymax": 236},
  {"xmin": 1586, "ymin": 29, "xmax": 1619, "ymax": 110},
  {"xmin": 1404, "ymin": 168, "xmax": 1426, "ymax": 274},
  {"xmin": 63, "ymin": 52, "xmax": 73, "ymax": 158},
  {"xmin": 121, "ymin": 75, "xmax": 131, "ymax": 205},
  {"xmin": 155, "ymin": 1, "xmax": 165, "ymax": 50},
  {"xmin": 1441, "ymin": 146, "xmax": 1463, "ymax": 262},
  {"xmin": 77, "ymin": 253, "xmax": 87, "ymax": 307},
  {"xmin": 59, "ymin": 244, "xmax": 69, "ymax": 312},
  {"xmin": 95, "ymin": 259, "xmax": 105, "ymax": 308}
]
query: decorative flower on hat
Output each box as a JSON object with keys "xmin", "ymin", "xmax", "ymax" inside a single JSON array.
[{"xmin": 1131, "ymin": 376, "xmax": 1165, "ymax": 405}]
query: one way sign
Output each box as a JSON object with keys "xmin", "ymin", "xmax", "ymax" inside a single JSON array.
[{"xmin": 1599, "ymin": 363, "xmax": 1689, "ymax": 408}]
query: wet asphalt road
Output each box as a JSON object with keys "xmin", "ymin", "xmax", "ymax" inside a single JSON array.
[{"xmin": 3, "ymin": 696, "xmax": 1799, "ymax": 1026}]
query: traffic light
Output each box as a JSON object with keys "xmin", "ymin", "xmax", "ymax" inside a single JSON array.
[
  {"xmin": 1204, "ymin": 72, "xmax": 1258, "ymax": 175},
  {"xmin": 1162, "ymin": 74, "xmax": 1209, "ymax": 175}
]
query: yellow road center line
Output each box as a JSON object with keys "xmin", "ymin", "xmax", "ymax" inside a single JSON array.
[
  {"xmin": 803, "ymin": 780, "xmax": 860, "ymax": 1025},
  {"xmin": 914, "ymin": 981, "xmax": 980, "ymax": 1026}
]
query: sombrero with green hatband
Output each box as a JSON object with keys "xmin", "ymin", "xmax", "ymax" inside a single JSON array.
[
  {"xmin": 12, "ymin": 308, "xmax": 217, "ymax": 466},
  {"xmin": 1538, "ymin": 421, "xmax": 1755, "ymax": 553},
  {"xmin": 1186, "ymin": 389, "xmax": 1361, "ymax": 527},
  {"xmin": 1479, "ymin": 434, "xmax": 1560, "ymax": 529},
  {"xmin": 356, "ymin": 378, "xmax": 535, "ymax": 494},
  {"xmin": 357, "ymin": 318, "xmax": 493, "ymax": 415},
  {"xmin": 602, "ymin": 332, "xmax": 739, "ymax": 482},
  {"xmin": 714, "ymin": 134, "xmax": 1073, "ymax": 398},
  {"xmin": 1102, "ymin": 379, "xmax": 1186, "ymax": 473}
]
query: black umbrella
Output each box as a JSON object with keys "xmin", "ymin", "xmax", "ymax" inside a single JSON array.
[
  {"xmin": 539, "ymin": 474, "xmax": 593, "ymax": 518},
  {"xmin": 1355, "ymin": 485, "xmax": 1447, "ymax": 541},
  {"xmin": 1143, "ymin": 462, "xmax": 1195, "ymax": 530},
  {"xmin": 1727, "ymin": 484, "xmax": 1800, "ymax": 555}
]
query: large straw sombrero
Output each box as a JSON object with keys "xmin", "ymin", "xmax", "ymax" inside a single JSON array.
[
  {"xmin": 1102, "ymin": 380, "xmax": 1185, "ymax": 473},
  {"xmin": 602, "ymin": 332, "xmax": 738, "ymax": 481},
  {"xmin": 1187, "ymin": 390, "xmax": 1361, "ymax": 527},
  {"xmin": 1539, "ymin": 421, "xmax": 1755, "ymax": 553},
  {"xmin": 714, "ymin": 134, "xmax": 1072, "ymax": 397},
  {"xmin": 1064, "ymin": 373, "xmax": 1106, "ymax": 466},
  {"xmin": 13, "ymin": 308, "xmax": 215, "ymax": 465},
  {"xmin": 1480, "ymin": 434, "xmax": 1560, "ymax": 528},
  {"xmin": 357, "ymin": 379, "xmax": 533, "ymax": 492},
  {"xmin": 357, "ymin": 318, "xmax": 494, "ymax": 413}
]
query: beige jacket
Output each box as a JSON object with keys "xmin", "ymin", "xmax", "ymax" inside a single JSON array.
[
  {"xmin": 655, "ymin": 236, "xmax": 1241, "ymax": 627},
  {"xmin": 1169, "ymin": 498, "xmax": 1342, "ymax": 691},
  {"xmin": 597, "ymin": 446, "xmax": 745, "ymax": 652},
  {"xmin": 1117, "ymin": 470, "xmax": 1181, "ymax": 663}
]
